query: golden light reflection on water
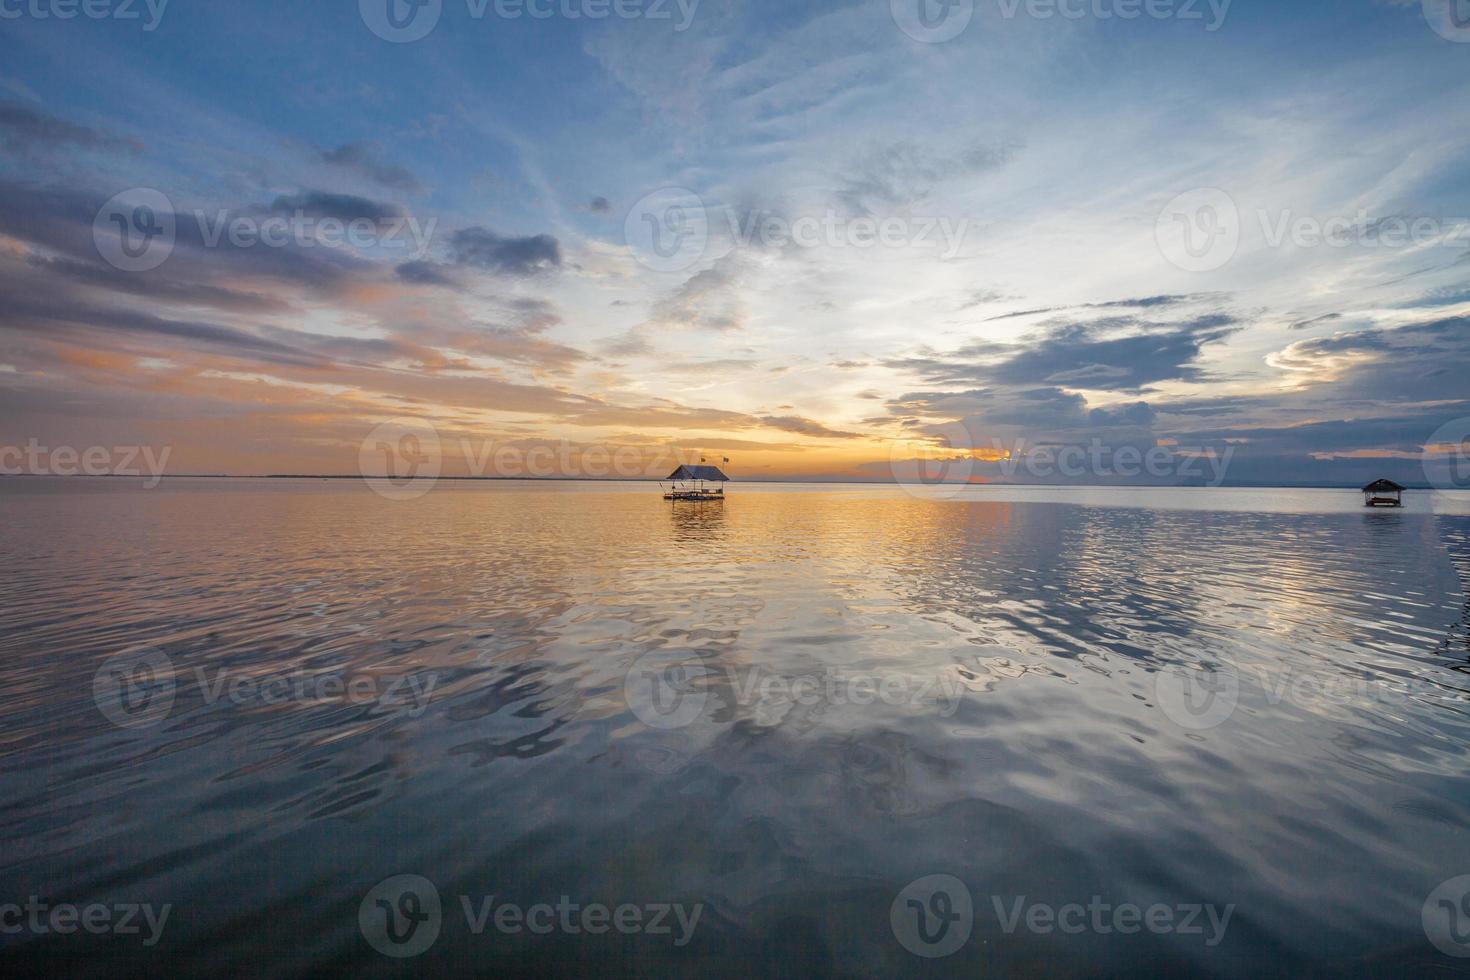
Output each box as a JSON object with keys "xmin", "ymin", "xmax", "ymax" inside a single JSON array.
[{"xmin": 0, "ymin": 479, "xmax": 1469, "ymax": 975}]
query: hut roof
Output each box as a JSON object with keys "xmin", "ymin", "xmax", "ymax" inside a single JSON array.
[
  {"xmin": 1362, "ymin": 478, "xmax": 1406, "ymax": 492},
  {"xmin": 667, "ymin": 464, "xmax": 730, "ymax": 482}
]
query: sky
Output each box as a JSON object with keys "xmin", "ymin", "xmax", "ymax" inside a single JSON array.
[{"xmin": 1, "ymin": 0, "xmax": 1468, "ymax": 486}]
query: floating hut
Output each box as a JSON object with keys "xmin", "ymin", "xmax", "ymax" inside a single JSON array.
[
  {"xmin": 663, "ymin": 463, "xmax": 729, "ymax": 501},
  {"xmin": 1362, "ymin": 478, "xmax": 1406, "ymax": 508}
]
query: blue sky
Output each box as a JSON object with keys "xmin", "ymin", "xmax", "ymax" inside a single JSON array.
[{"xmin": 1, "ymin": 0, "xmax": 1468, "ymax": 484}]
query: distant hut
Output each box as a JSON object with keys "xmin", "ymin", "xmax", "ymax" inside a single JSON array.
[
  {"xmin": 1362, "ymin": 478, "xmax": 1406, "ymax": 508},
  {"xmin": 663, "ymin": 463, "xmax": 730, "ymax": 501}
]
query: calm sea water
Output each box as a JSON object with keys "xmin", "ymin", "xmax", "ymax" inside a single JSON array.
[{"xmin": 3, "ymin": 479, "xmax": 1470, "ymax": 977}]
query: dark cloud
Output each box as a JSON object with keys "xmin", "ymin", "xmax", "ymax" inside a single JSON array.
[
  {"xmin": 1089, "ymin": 401, "xmax": 1156, "ymax": 427},
  {"xmin": 448, "ymin": 226, "xmax": 562, "ymax": 276},
  {"xmin": 836, "ymin": 139, "xmax": 1019, "ymax": 216},
  {"xmin": 0, "ymin": 274, "xmax": 319, "ymax": 366},
  {"xmin": 890, "ymin": 386, "xmax": 1157, "ymax": 435},
  {"xmin": 0, "ymin": 179, "xmax": 372, "ymax": 292},
  {"xmin": 589, "ymin": 196, "xmax": 612, "ymax": 214},
  {"xmin": 0, "ymin": 101, "xmax": 139, "ymax": 153},
  {"xmin": 890, "ymin": 315, "xmax": 1240, "ymax": 392},
  {"xmin": 27, "ymin": 255, "xmax": 292, "ymax": 313},
  {"xmin": 758, "ymin": 416, "xmax": 862, "ymax": 439},
  {"xmin": 982, "ymin": 294, "xmax": 1219, "ymax": 322},
  {"xmin": 1288, "ymin": 312, "xmax": 1343, "ymax": 330},
  {"xmin": 395, "ymin": 260, "xmax": 459, "ymax": 287},
  {"xmin": 269, "ymin": 191, "xmax": 405, "ymax": 223},
  {"xmin": 1265, "ymin": 316, "xmax": 1470, "ymax": 405},
  {"xmin": 320, "ymin": 142, "xmax": 422, "ymax": 192},
  {"xmin": 1152, "ymin": 395, "xmax": 1275, "ymax": 419}
]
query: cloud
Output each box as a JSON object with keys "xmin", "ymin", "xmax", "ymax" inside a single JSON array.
[
  {"xmin": 959, "ymin": 289, "xmax": 1013, "ymax": 310},
  {"xmin": 0, "ymin": 178, "xmax": 373, "ymax": 293},
  {"xmin": 648, "ymin": 255, "xmax": 747, "ymax": 331},
  {"xmin": 1264, "ymin": 316, "xmax": 1470, "ymax": 400},
  {"xmin": 320, "ymin": 142, "xmax": 423, "ymax": 192},
  {"xmin": 758, "ymin": 415, "xmax": 862, "ymax": 439},
  {"xmin": 589, "ymin": 196, "xmax": 612, "ymax": 214},
  {"xmin": 27, "ymin": 255, "xmax": 292, "ymax": 313},
  {"xmin": 890, "ymin": 314, "xmax": 1240, "ymax": 393},
  {"xmin": 891, "ymin": 386, "xmax": 1151, "ymax": 434},
  {"xmin": 0, "ymin": 274, "xmax": 319, "ymax": 366},
  {"xmin": 269, "ymin": 191, "xmax": 406, "ymax": 223},
  {"xmin": 1288, "ymin": 312, "xmax": 1344, "ymax": 331},
  {"xmin": 0, "ymin": 101, "xmax": 139, "ymax": 153},
  {"xmin": 982, "ymin": 294, "xmax": 1222, "ymax": 322},
  {"xmin": 448, "ymin": 226, "xmax": 562, "ymax": 276},
  {"xmin": 836, "ymin": 139, "xmax": 1019, "ymax": 216},
  {"xmin": 395, "ymin": 260, "xmax": 459, "ymax": 287}
]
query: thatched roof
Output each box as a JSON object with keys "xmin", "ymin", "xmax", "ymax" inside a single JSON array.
[
  {"xmin": 1362, "ymin": 479, "xmax": 1406, "ymax": 492},
  {"xmin": 667, "ymin": 464, "xmax": 729, "ymax": 482}
]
